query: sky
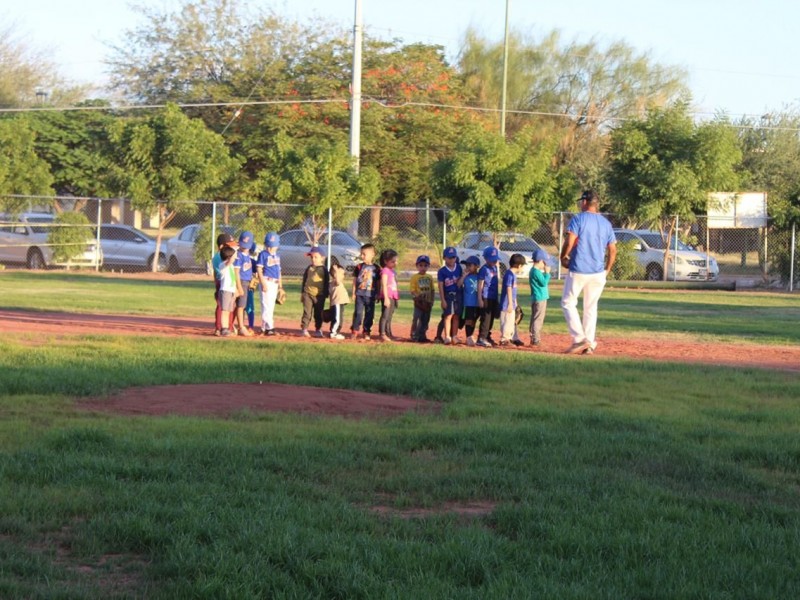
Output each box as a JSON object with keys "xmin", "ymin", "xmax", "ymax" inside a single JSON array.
[{"xmin": 3, "ymin": 0, "xmax": 798, "ymax": 118}]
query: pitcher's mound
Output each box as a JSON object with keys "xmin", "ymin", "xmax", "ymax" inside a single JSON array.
[{"xmin": 79, "ymin": 383, "xmax": 437, "ymax": 419}]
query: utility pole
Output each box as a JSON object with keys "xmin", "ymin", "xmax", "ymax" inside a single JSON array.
[
  {"xmin": 500, "ymin": 0, "xmax": 510, "ymax": 138},
  {"xmin": 349, "ymin": 0, "xmax": 363, "ymax": 173}
]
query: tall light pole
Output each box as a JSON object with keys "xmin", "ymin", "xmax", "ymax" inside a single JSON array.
[
  {"xmin": 500, "ymin": 0, "xmax": 510, "ymax": 138},
  {"xmin": 349, "ymin": 0, "xmax": 364, "ymax": 173}
]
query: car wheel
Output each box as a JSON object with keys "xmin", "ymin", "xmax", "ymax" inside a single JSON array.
[
  {"xmin": 646, "ymin": 264, "xmax": 663, "ymax": 281},
  {"xmin": 148, "ymin": 253, "xmax": 167, "ymax": 272},
  {"xmin": 27, "ymin": 248, "xmax": 46, "ymax": 270},
  {"xmin": 168, "ymin": 256, "xmax": 181, "ymax": 274}
]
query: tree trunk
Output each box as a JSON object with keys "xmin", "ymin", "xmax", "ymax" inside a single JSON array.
[
  {"xmin": 661, "ymin": 216, "xmax": 677, "ymax": 281},
  {"xmin": 370, "ymin": 206, "xmax": 382, "ymax": 239},
  {"xmin": 152, "ymin": 207, "xmax": 177, "ymax": 272}
]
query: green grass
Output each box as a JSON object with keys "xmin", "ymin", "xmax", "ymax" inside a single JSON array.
[{"xmin": 1, "ymin": 272, "xmax": 799, "ymax": 597}]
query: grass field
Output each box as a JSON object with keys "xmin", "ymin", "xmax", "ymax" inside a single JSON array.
[{"xmin": 1, "ymin": 271, "xmax": 799, "ymax": 598}]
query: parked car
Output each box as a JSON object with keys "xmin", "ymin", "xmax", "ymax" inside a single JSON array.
[
  {"xmin": 0, "ymin": 212, "xmax": 102, "ymax": 269},
  {"xmin": 165, "ymin": 224, "xmax": 235, "ymax": 273},
  {"xmin": 99, "ymin": 224, "xmax": 166, "ymax": 272},
  {"xmin": 278, "ymin": 229, "xmax": 362, "ymax": 275},
  {"xmin": 613, "ymin": 229, "xmax": 719, "ymax": 281},
  {"xmin": 455, "ymin": 232, "xmax": 557, "ymax": 279}
]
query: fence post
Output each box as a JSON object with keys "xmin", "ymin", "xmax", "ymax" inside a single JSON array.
[
  {"xmin": 95, "ymin": 198, "xmax": 102, "ymax": 271},
  {"xmin": 705, "ymin": 216, "xmax": 710, "ymax": 281},
  {"xmin": 557, "ymin": 212, "xmax": 564, "ymax": 280},
  {"xmin": 211, "ymin": 202, "xmax": 217, "ymax": 263},
  {"xmin": 673, "ymin": 215, "xmax": 679, "ymax": 282},
  {"xmin": 425, "ymin": 198, "xmax": 430, "ymax": 243},
  {"xmin": 791, "ymin": 223, "xmax": 796, "ymax": 293},
  {"xmin": 327, "ymin": 206, "xmax": 333, "ymax": 269},
  {"xmin": 442, "ymin": 210, "xmax": 447, "ymax": 249}
]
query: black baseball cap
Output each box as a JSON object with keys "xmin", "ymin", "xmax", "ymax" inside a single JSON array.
[{"xmin": 216, "ymin": 232, "xmax": 238, "ymax": 248}]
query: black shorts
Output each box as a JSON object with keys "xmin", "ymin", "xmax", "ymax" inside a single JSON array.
[{"xmin": 462, "ymin": 306, "xmax": 480, "ymax": 323}]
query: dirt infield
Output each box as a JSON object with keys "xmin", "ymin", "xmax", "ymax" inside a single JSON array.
[{"xmin": 2, "ymin": 307, "xmax": 798, "ymax": 418}]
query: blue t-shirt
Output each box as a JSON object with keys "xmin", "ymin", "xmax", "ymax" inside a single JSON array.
[
  {"xmin": 566, "ymin": 212, "xmax": 616, "ymax": 274},
  {"xmin": 463, "ymin": 273, "xmax": 479, "ymax": 307},
  {"xmin": 354, "ymin": 263, "xmax": 379, "ymax": 298},
  {"xmin": 478, "ymin": 264, "xmax": 498, "ymax": 299},
  {"xmin": 500, "ymin": 269, "xmax": 518, "ymax": 311},
  {"xmin": 438, "ymin": 264, "xmax": 462, "ymax": 295},
  {"xmin": 257, "ymin": 250, "xmax": 281, "ymax": 280},
  {"xmin": 234, "ymin": 250, "xmax": 253, "ymax": 282}
]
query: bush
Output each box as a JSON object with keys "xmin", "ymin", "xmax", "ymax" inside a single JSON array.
[
  {"xmin": 48, "ymin": 212, "xmax": 95, "ymax": 265},
  {"xmin": 371, "ymin": 226, "xmax": 408, "ymax": 260},
  {"xmin": 610, "ymin": 240, "xmax": 645, "ymax": 280}
]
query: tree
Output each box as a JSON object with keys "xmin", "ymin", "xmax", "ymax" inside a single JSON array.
[
  {"xmin": 107, "ymin": 103, "xmax": 240, "ymax": 270},
  {"xmin": 432, "ymin": 127, "xmax": 559, "ymax": 238},
  {"xmin": 252, "ymin": 131, "xmax": 380, "ymax": 244},
  {"xmin": 0, "ymin": 116, "xmax": 54, "ymax": 212},
  {"xmin": 606, "ymin": 101, "xmax": 742, "ymax": 279},
  {"xmin": 0, "ymin": 23, "xmax": 84, "ymax": 107}
]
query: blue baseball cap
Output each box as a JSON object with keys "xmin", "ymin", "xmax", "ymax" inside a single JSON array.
[
  {"xmin": 306, "ymin": 246, "xmax": 323, "ymax": 256},
  {"xmin": 416, "ymin": 255, "xmax": 430, "ymax": 265},
  {"xmin": 483, "ymin": 246, "xmax": 499, "ymax": 262},
  {"xmin": 463, "ymin": 255, "xmax": 481, "ymax": 266},
  {"xmin": 532, "ymin": 249, "xmax": 549, "ymax": 263},
  {"xmin": 443, "ymin": 246, "xmax": 458, "ymax": 259},
  {"xmin": 264, "ymin": 232, "xmax": 279, "ymax": 247},
  {"xmin": 239, "ymin": 231, "xmax": 253, "ymax": 247}
]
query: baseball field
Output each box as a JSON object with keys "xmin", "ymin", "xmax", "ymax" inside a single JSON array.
[{"xmin": 1, "ymin": 270, "xmax": 799, "ymax": 599}]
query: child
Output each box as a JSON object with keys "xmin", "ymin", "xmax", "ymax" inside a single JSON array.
[
  {"xmin": 300, "ymin": 246, "xmax": 329, "ymax": 337},
  {"xmin": 256, "ymin": 231, "xmax": 282, "ymax": 336},
  {"xmin": 378, "ymin": 249, "xmax": 399, "ymax": 342},
  {"xmin": 246, "ymin": 241, "xmax": 258, "ymax": 330},
  {"xmin": 499, "ymin": 253, "xmax": 526, "ymax": 347},
  {"xmin": 437, "ymin": 246, "xmax": 463, "ymax": 344},
  {"xmin": 529, "ymin": 248, "xmax": 551, "ymax": 346},
  {"xmin": 476, "ymin": 245, "xmax": 501, "ymax": 347},
  {"xmin": 328, "ymin": 263, "xmax": 350, "ymax": 340},
  {"xmin": 461, "ymin": 255, "xmax": 481, "ymax": 346},
  {"xmin": 217, "ymin": 245, "xmax": 239, "ymax": 337},
  {"xmin": 212, "ymin": 232, "xmax": 238, "ymax": 336},
  {"xmin": 409, "ymin": 255, "xmax": 435, "ymax": 342},
  {"xmin": 233, "ymin": 231, "xmax": 255, "ymax": 336},
  {"xmin": 351, "ymin": 243, "xmax": 380, "ymax": 340}
]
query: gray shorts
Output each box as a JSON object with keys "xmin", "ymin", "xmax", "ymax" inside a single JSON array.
[{"xmin": 220, "ymin": 291, "xmax": 236, "ymax": 311}]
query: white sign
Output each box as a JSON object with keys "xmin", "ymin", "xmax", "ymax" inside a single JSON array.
[{"xmin": 707, "ymin": 192, "xmax": 768, "ymax": 228}]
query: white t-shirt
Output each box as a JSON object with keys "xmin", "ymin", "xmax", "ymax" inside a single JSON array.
[{"xmin": 218, "ymin": 260, "xmax": 237, "ymax": 293}]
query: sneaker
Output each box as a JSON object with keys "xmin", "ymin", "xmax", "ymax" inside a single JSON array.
[
  {"xmin": 301, "ymin": 329, "xmax": 311, "ymax": 338},
  {"xmin": 380, "ymin": 334, "xmax": 393, "ymax": 342},
  {"xmin": 214, "ymin": 329, "xmax": 221, "ymax": 337},
  {"xmin": 220, "ymin": 328, "xmax": 231, "ymax": 337},
  {"xmin": 315, "ymin": 330, "xmax": 324, "ymax": 338},
  {"xmin": 363, "ymin": 332, "xmax": 371, "ymax": 340},
  {"xmin": 498, "ymin": 339, "xmax": 511, "ymax": 346},
  {"xmin": 476, "ymin": 338, "xmax": 492, "ymax": 348},
  {"xmin": 350, "ymin": 331, "xmax": 360, "ymax": 340},
  {"xmin": 331, "ymin": 333, "xmax": 345, "ymax": 340},
  {"xmin": 565, "ymin": 340, "xmax": 591, "ymax": 354},
  {"xmin": 466, "ymin": 337, "xmax": 476, "ymax": 347},
  {"xmin": 239, "ymin": 327, "xmax": 254, "ymax": 337},
  {"xmin": 512, "ymin": 339, "xmax": 524, "ymax": 347},
  {"xmin": 433, "ymin": 337, "xmax": 444, "ymax": 344},
  {"xmin": 443, "ymin": 336, "xmax": 452, "ymax": 345},
  {"xmin": 418, "ymin": 337, "xmax": 432, "ymax": 344},
  {"xmin": 582, "ymin": 347, "xmax": 594, "ymax": 355},
  {"xmin": 451, "ymin": 336, "xmax": 462, "ymax": 345},
  {"xmin": 265, "ymin": 329, "xmax": 277, "ymax": 336},
  {"xmin": 530, "ymin": 339, "xmax": 541, "ymax": 346}
]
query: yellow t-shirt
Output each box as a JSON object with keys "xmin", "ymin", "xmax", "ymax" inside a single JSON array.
[{"xmin": 410, "ymin": 273, "xmax": 435, "ymax": 303}]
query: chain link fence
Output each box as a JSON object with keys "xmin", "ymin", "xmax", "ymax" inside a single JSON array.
[{"xmin": 1, "ymin": 195, "xmax": 797, "ymax": 290}]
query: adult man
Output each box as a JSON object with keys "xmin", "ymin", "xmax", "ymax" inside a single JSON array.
[{"xmin": 560, "ymin": 189, "xmax": 617, "ymax": 354}]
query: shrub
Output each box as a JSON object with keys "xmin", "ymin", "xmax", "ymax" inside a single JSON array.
[
  {"xmin": 610, "ymin": 239, "xmax": 645, "ymax": 280},
  {"xmin": 48, "ymin": 212, "xmax": 95, "ymax": 265}
]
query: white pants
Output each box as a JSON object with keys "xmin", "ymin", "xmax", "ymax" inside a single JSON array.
[
  {"xmin": 499, "ymin": 309, "xmax": 520, "ymax": 342},
  {"xmin": 561, "ymin": 271, "xmax": 607, "ymax": 349},
  {"xmin": 259, "ymin": 280, "xmax": 279, "ymax": 331}
]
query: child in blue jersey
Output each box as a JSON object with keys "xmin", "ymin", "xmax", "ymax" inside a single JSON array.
[
  {"xmin": 246, "ymin": 241, "xmax": 258, "ymax": 330},
  {"xmin": 256, "ymin": 232, "xmax": 282, "ymax": 336},
  {"xmin": 528, "ymin": 248, "xmax": 551, "ymax": 346},
  {"xmin": 350, "ymin": 244, "xmax": 380, "ymax": 340},
  {"xmin": 437, "ymin": 246, "xmax": 463, "ymax": 345},
  {"xmin": 460, "ymin": 255, "xmax": 481, "ymax": 346},
  {"xmin": 499, "ymin": 253, "xmax": 526, "ymax": 347},
  {"xmin": 233, "ymin": 231, "xmax": 255, "ymax": 336},
  {"xmin": 476, "ymin": 245, "xmax": 501, "ymax": 347}
]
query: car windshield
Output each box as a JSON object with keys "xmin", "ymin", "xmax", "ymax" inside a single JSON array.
[
  {"xmin": 640, "ymin": 234, "xmax": 691, "ymax": 251},
  {"xmin": 497, "ymin": 236, "xmax": 539, "ymax": 252},
  {"xmin": 320, "ymin": 232, "xmax": 361, "ymax": 248}
]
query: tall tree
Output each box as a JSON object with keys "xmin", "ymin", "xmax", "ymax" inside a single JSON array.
[
  {"xmin": 606, "ymin": 101, "xmax": 742, "ymax": 278},
  {"xmin": 432, "ymin": 126, "xmax": 559, "ymax": 238},
  {"xmin": 107, "ymin": 104, "xmax": 240, "ymax": 270},
  {"xmin": 0, "ymin": 117, "xmax": 53, "ymax": 212}
]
